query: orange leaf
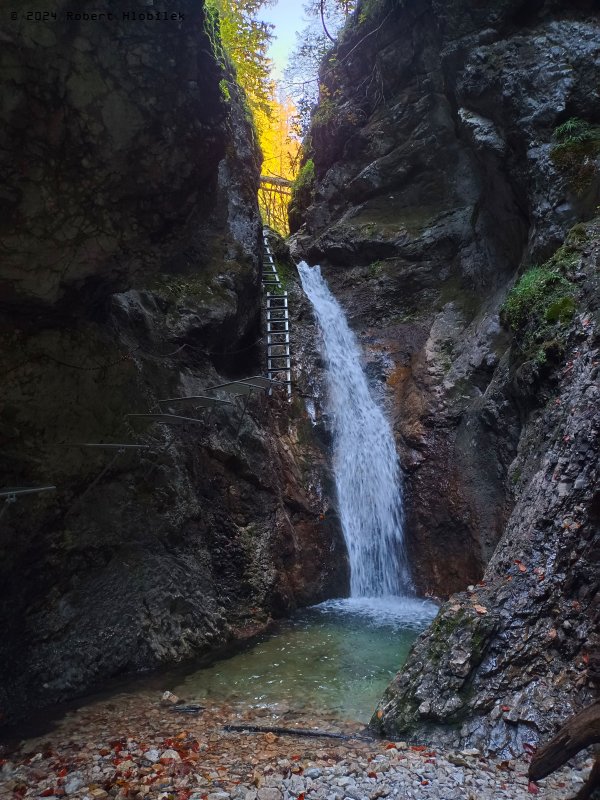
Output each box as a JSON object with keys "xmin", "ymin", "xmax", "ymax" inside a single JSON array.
[
  {"xmin": 411, "ymin": 745, "xmax": 427, "ymax": 752},
  {"xmin": 473, "ymin": 604, "xmax": 488, "ymax": 615},
  {"xmin": 385, "ymin": 743, "xmax": 396, "ymax": 750},
  {"xmin": 368, "ymin": 771, "xmax": 377, "ymax": 778},
  {"xmin": 376, "ymin": 710, "xmax": 383, "ymax": 719}
]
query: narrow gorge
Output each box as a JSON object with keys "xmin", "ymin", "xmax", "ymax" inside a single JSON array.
[{"xmin": 1, "ymin": 0, "xmax": 599, "ymax": 798}]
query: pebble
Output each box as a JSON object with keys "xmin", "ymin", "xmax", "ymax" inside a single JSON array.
[
  {"xmin": 1, "ymin": 693, "xmax": 593, "ymax": 800},
  {"xmin": 160, "ymin": 690, "xmax": 179, "ymax": 706},
  {"xmin": 64, "ymin": 774, "xmax": 85, "ymax": 794},
  {"xmin": 305, "ymin": 767, "xmax": 323, "ymax": 778}
]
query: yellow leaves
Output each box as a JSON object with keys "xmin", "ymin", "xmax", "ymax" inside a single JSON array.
[
  {"xmin": 259, "ymin": 95, "xmax": 300, "ymax": 182},
  {"xmin": 258, "ymin": 94, "xmax": 301, "ymax": 235}
]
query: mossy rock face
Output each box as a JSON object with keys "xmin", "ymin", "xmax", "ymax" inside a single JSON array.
[
  {"xmin": 369, "ymin": 604, "xmax": 498, "ymax": 738},
  {"xmin": 545, "ymin": 295, "xmax": 576, "ymax": 324},
  {"xmin": 501, "ymin": 227, "xmax": 586, "ymax": 364},
  {"xmin": 289, "ymin": 159, "xmax": 316, "ymax": 234},
  {"xmin": 149, "ymin": 272, "xmax": 231, "ymax": 306},
  {"xmin": 551, "ymin": 117, "xmax": 600, "ymax": 197}
]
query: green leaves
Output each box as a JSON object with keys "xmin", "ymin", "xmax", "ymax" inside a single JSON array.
[
  {"xmin": 554, "ymin": 117, "xmax": 599, "ymax": 145},
  {"xmin": 206, "ymin": 0, "xmax": 275, "ymax": 117},
  {"xmin": 501, "ymin": 237, "xmax": 581, "ymax": 364}
]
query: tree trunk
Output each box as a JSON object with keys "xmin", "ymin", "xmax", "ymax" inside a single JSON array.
[{"xmin": 529, "ymin": 701, "xmax": 600, "ymax": 799}]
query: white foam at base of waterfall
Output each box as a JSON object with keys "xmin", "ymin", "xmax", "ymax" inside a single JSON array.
[
  {"xmin": 315, "ymin": 597, "xmax": 438, "ymax": 628},
  {"xmin": 297, "ymin": 261, "xmax": 413, "ymax": 599}
]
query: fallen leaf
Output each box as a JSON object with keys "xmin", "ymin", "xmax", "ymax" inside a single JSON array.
[
  {"xmin": 501, "ymin": 706, "xmax": 510, "ymax": 713},
  {"xmin": 528, "ymin": 781, "xmax": 540, "ymax": 794},
  {"xmin": 376, "ymin": 710, "xmax": 383, "ymax": 719},
  {"xmin": 411, "ymin": 745, "xmax": 427, "ymax": 752},
  {"xmin": 473, "ymin": 605, "xmax": 488, "ymax": 615}
]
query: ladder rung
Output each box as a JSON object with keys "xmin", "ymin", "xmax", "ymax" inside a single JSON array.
[{"xmin": 263, "ymin": 238, "xmax": 292, "ymax": 398}]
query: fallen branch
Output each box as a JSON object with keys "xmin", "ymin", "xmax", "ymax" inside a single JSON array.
[
  {"xmin": 529, "ymin": 701, "xmax": 600, "ymax": 800},
  {"xmin": 223, "ymin": 723, "xmax": 374, "ymax": 742}
]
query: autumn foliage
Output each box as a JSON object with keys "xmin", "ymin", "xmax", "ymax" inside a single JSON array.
[{"xmin": 207, "ymin": 0, "xmax": 301, "ymax": 235}]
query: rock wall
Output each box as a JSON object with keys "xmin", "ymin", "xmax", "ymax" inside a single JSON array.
[
  {"xmin": 0, "ymin": 1, "xmax": 347, "ymax": 723},
  {"xmin": 372, "ymin": 221, "xmax": 600, "ymax": 755},
  {"xmin": 291, "ymin": 0, "xmax": 599, "ymax": 753}
]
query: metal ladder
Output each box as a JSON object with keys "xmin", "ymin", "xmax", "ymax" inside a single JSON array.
[{"xmin": 262, "ymin": 228, "xmax": 292, "ymax": 398}]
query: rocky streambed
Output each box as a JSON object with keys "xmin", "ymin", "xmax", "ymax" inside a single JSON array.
[{"xmin": 0, "ymin": 690, "xmax": 594, "ymax": 800}]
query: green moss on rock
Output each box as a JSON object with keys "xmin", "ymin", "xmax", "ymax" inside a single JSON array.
[
  {"xmin": 501, "ymin": 231, "xmax": 583, "ymax": 362},
  {"xmin": 551, "ymin": 117, "xmax": 600, "ymax": 196}
]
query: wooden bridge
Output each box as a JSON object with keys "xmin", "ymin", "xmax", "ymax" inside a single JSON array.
[{"xmin": 259, "ymin": 175, "xmax": 292, "ymax": 236}]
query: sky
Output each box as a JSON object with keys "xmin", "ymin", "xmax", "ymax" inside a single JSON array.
[{"xmin": 260, "ymin": 0, "xmax": 310, "ymax": 80}]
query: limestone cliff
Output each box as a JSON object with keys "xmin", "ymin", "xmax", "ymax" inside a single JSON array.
[
  {"xmin": 291, "ymin": 0, "xmax": 599, "ymax": 754},
  {"xmin": 0, "ymin": 1, "xmax": 346, "ymax": 723}
]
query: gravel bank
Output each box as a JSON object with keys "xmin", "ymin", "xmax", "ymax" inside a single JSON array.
[{"xmin": 0, "ymin": 692, "xmax": 593, "ymax": 800}]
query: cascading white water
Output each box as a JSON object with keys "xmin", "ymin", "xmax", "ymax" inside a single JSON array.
[{"xmin": 298, "ymin": 262, "xmax": 412, "ymax": 598}]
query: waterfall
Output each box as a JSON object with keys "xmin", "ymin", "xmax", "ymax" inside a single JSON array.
[{"xmin": 298, "ymin": 262, "xmax": 412, "ymax": 598}]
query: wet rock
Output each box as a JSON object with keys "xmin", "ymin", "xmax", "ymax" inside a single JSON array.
[
  {"xmin": 293, "ymin": 0, "xmax": 600, "ymax": 759},
  {"xmin": 0, "ymin": 0, "xmax": 345, "ymax": 727}
]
